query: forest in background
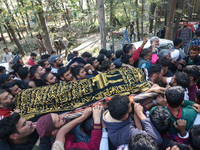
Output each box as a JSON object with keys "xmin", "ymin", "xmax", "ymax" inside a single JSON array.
[{"xmin": 0, "ymin": 0, "xmax": 199, "ymax": 57}]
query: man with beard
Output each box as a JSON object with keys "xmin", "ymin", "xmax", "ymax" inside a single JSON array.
[
  {"xmin": 49, "ymin": 54, "xmax": 64, "ymax": 73},
  {"xmin": 2, "ymin": 82, "xmax": 22, "ymax": 96},
  {"xmin": 37, "ymin": 59, "xmax": 52, "ymax": 72},
  {"xmin": 30, "ymin": 64, "xmax": 46, "ymax": 87},
  {"xmin": 149, "ymin": 37, "xmax": 160, "ymax": 53},
  {"xmin": 183, "ymin": 45, "xmax": 200, "ymax": 66},
  {"xmin": 102, "ymin": 95, "xmax": 162, "ymax": 148},
  {"xmin": 106, "ymin": 51, "xmax": 116, "ymax": 62},
  {"xmin": 58, "ymin": 67, "xmax": 76, "ymax": 83},
  {"xmin": 147, "ymin": 64, "xmax": 164, "ymax": 85},
  {"xmin": 41, "ymin": 72, "xmax": 62, "ymax": 85},
  {"xmin": 86, "ymin": 57, "xmax": 101, "ymax": 71},
  {"xmin": 0, "ymin": 89, "xmax": 17, "ymax": 120},
  {"xmin": 177, "ymin": 21, "xmax": 192, "ymax": 54}
]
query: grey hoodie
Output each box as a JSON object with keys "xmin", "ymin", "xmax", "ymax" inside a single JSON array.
[{"xmin": 102, "ymin": 110, "xmax": 162, "ymax": 147}]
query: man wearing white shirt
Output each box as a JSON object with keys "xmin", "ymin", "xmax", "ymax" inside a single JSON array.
[{"xmin": 2, "ymin": 48, "xmax": 14, "ymax": 63}]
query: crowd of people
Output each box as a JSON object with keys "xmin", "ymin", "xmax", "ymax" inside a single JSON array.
[{"xmin": 0, "ymin": 20, "xmax": 200, "ymax": 150}]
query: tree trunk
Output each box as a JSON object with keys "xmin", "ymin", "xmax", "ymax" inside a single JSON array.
[
  {"xmin": 3, "ymin": 24, "xmax": 13, "ymax": 42},
  {"xmin": 37, "ymin": 0, "xmax": 54, "ymax": 54},
  {"xmin": 165, "ymin": 0, "xmax": 177, "ymax": 39},
  {"xmin": 122, "ymin": 2, "xmax": 129, "ymax": 23},
  {"xmin": 141, "ymin": 0, "xmax": 144, "ymax": 39},
  {"xmin": 31, "ymin": 1, "xmax": 39, "ymax": 23},
  {"xmin": 149, "ymin": 3, "xmax": 156, "ymax": 33},
  {"xmin": 3, "ymin": 0, "xmax": 22, "ymax": 40},
  {"xmin": 188, "ymin": 0, "xmax": 194, "ymax": 21},
  {"xmin": 6, "ymin": 22, "xmax": 25, "ymax": 56},
  {"xmin": 0, "ymin": 25, "xmax": 7, "ymax": 47},
  {"xmin": 173, "ymin": 0, "xmax": 186, "ymax": 39},
  {"xmin": 110, "ymin": 0, "xmax": 113, "ymax": 26},
  {"xmin": 60, "ymin": 1, "xmax": 68, "ymax": 26},
  {"xmin": 97, "ymin": 0, "xmax": 106, "ymax": 49},
  {"xmin": 135, "ymin": 0, "xmax": 140, "ymax": 41},
  {"xmin": 79, "ymin": 0, "xmax": 84, "ymax": 13}
]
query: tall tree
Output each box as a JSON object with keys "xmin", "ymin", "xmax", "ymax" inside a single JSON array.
[
  {"xmin": 149, "ymin": 3, "xmax": 156, "ymax": 33},
  {"xmin": 0, "ymin": 25, "xmax": 7, "ymax": 47},
  {"xmin": 3, "ymin": 24, "xmax": 13, "ymax": 42},
  {"xmin": 97, "ymin": 0, "xmax": 106, "ymax": 49},
  {"xmin": 37, "ymin": 0, "xmax": 54, "ymax": 54},
  {"xmin": 135, "ymin": 0, "xmax": 140, "ymax": 41},
  {"xmin": 188, "ymin": 0, "xmax": 194, "ymax": 21}
]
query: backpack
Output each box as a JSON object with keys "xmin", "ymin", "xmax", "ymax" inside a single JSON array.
[{"xmin": 157, "ymin": 30, "xmax": 162, "ymax": 38}]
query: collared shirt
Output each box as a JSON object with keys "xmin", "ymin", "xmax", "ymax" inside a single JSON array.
[{"xmin": 51, "ymin": 67, "xmax": 58, "ymax": 73}]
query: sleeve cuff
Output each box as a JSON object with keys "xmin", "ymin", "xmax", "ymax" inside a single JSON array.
[{"xmin": 177, "ymin": 132, "xmax": 189, "ymax": 139}]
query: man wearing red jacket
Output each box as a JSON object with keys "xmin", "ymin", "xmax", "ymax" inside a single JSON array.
[
  {"xmin": 0, "ymin": 89, "xmax": 17, "ymax": 120},
  {"xmin": 124, "ymin": 36, "xmax": 148, "ymax": 64},
  {"xmin": 28, "ymin": 53, "xmax": 37, "ymax": 66}
]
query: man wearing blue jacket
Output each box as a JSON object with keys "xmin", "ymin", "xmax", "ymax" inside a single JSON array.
[
  {"xmin": 102, "ymin": 95, "xmax": 162, "ymax": 148},
  {"xmin": 122, "ymin": 26, "xmax": 131, "ymax": 45}
]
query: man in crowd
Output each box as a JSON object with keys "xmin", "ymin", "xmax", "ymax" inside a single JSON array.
[
  {"xmin": 37, "ymin": 59, "xmax": 52, "ymax": 72},
  {"xmin": 2, "ymin": 48, "xmax": 14, "ymax": 63},
  {"xmin": 177, "ymin": 21, "xmax": 192, "ymax": 54},
  {"xmin": 36, "ymin": 34, "xmax": 47, "ymax": 56},
  {"xmin": 102, "ymin": 95, "xmax": 162, "ymax": 148},
  {"xmin": 49, "ymin": 54, "xmax": 63, "ymax": 73},
  {"xmin": 86, "ymin": 57, "xmax": 101, "ymax": 71},
  {"xmin": 58, "ymin": 67, "xmax": 75, "ymax": 83},
  {"xmin": 41, "ymin": 72, "xmax": 61, "ymax": 85},
  {"xmin": 30, "ymin": 64, "xmax": 46, "ymax": 87},
  {"xmin": 101, "ymin": 60, "xmax": 116, "ymax": 72},
  {"xmin": 183, "ymin": 45, "xmax": 200, "ymax": 66},
  {"xmin": 28, "ymin": 53, "xmax": 37, "ymax": 66}
]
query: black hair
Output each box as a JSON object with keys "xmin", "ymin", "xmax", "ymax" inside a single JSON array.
[
  {"xmin": 173, "ymin": 38, "xmax": 182, "ymax": 46},
  {"xmin": 190, "ymin": 45, "xmax": 200, "ymax": 52},
  {"xmin": 12, "ymin": 63, "xmax": 23, "ymax": 75},
  {"xmin": 71, "ymin": 65, "xmax": 84, "ymax": 78},
  {"xmin": 81, "ymin": 52, "xmax": 92, "ymax": 59},
  {"xmin": 189, "ymin": 125, "xmax": 200, "ymax": 150},
  {"xmin": 41, "ymin": 72, "xmax": 50, "ymax": 83},
  {"xmin": 37, "ymin": 59, "xmax": 48, "ymax": 67},
  {"xmin": 106, "ymin": 51, "xmax": 113, "ymax": 60},
  {"xmin": 140, "ymin": 48, "xmax": 152, "ymax": 59},
  {"xmin": 156, "ymin": 57, "xmax": 171, "ymax": 67},
  {"xmin": 122, "ymin": 44, "xmax": 129, "ymax": 53},
  {"xmin": 128, "ymin": 133, "xmax": 158, "ymax": 150},
  {"xmin": 97, "ymin": 54, "xmax": 106, "ymax": 65},
  {"xmin": 101, "ymin": 60, "xmax": 112, "ymax": 71},
  {"xmin": 51, "ymin": 51, "xmax": 56, "ymax": 54},
  {"xmin": 41, "ymin": 54, "xmax": 50, "ymax": 60},
  {"xmin": 183, "ymin": 20, "xmax": 188, "ymax": 23},
  {"xmin": 115, "ymin": 50, "xmax": 123, "ymax": 59},
  {"xmin": 196, "ymin": 89, "xmax": 200, "ymax": 104},
  {"xmin": 182, "ymin": 65, "xmax": 200, "ymax": 82},
  {"xmin": 72, "ymin": 51, "xmax": 78, "ymax": 56},
  {"xmin": 195, "ymin": 30, "xmax": 200, "ymax": 37},
  {"xmin": 124, "ymin": 44, "xmax": 133, "ymax": 54},
  {"xmin": 31, "ymin": 53, "xmax": 37, "ymax": 57},
  {"xmin": 148, "ymin": 64, "xmax": 163, "ymax": 77},
  {"xmin": 67, "ymin": 53, "xmax": 77, "ymax": 61},
  {"xmin": 86, "ymin": 57, "xmax": 97, "ymax": 66},
  {"xmin": 17, "ymin": 67, "xmax": 29, "ymax": 80},
  {"xmin": 108, "ymin": 95, "xmax": 130, "ymax": 120},
  {"xmin": 99, "ymin": 49, "xmax": 108, "ymax": 55},
  {"xmin": 3, "ymin": 48, "xmax": 8, "ymax": 51},
  {"xmin": 0, "ymin": 66, "xmax": 6, "ymax": 73},
  {"xmin": 121, "ymin": 54, "xmax": 132, "ymax": 64},
  {"xmin": 166, "ymin": 86, "xmax": 184, "ymax": 108},
  {"xmin": 0, "ymin": 113, "xmax": 20, "ymax": 141},
  {"xmin": 149, "ymin": 106, "xmax": 171, "ymax": 134},
  {"xmin": 81, "ymin": 116, "xmax": 94, "ymax": 136},
  {"xmin": 58, "ymin": 67, "xmax": 69, "ymax": 78},
  {"xmin": 174, "ymin": 72, "xmax": 190, "ymax": 88},
  {"xmin": 30, "ymin": 64, "xmax": 40, "ymax": 78},
  {"xmin": 2, "ymin": 82, "xmax": 16, "ymax": 93}
]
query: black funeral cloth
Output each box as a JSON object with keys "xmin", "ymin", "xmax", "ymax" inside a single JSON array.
[{"xmin": 15, "ymin": 68, "xmax": 151, "ymax": 120}]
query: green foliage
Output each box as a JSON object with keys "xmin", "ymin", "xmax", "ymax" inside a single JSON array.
[{"xmin": 12, "ymin": 42, "xmax": 37, "ymax": 56}]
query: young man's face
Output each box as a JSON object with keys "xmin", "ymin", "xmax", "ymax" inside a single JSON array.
[
  {"xmin": 0, "ymin": 91, "xmax": 15, "ymax": 108},
  {"xmin": 169, "ymin": 75, "xmax": 177, "ymax": 87},
  {"xmin": 15, "ymin": 117, "xmax": 35, "ymax": 139},
  {"xmin": 153, "ymin": 69, "xmax": 164, "ymax": 84},
  {"xmin": 55, "ymin": 58, "xmax": 63, "ymax": 67},
  {"xmin": 46, "ymin": 73, "xmax": 57, "ymax": 85},
  {"xmin": 78, "ymin": 68, "xmax": 87, "ymax": 80},
  {"xmin": 129, "ymin": 45, "xmax": 136, "ymax": 55},
  {"xmin": 128, "ymin": 57, "xmax": 134, "ymax": 66},
  {"xmin": 189, "ymin": 50, "xmax": 199, "ymax": 60},
  {"xmin": 111, "ymin": 53, "xmax": 115, "ymax": 61},
  {"xmin": 93, "ymin": 59, "xmax": 101, "ymax": 70},
  {"xmin": 166, "ymin": 54, "xmax": 172, "ymax": 60},
  {"xmin": 183, "ymin": 22, "xmax": 188, "ymax": 27},
  {"xmin": 62, "ymin": 70, "xmax": 73, "ymax": 82},
  {"xmin": 9, "ymin": 85, "xmax": 22, "ymax": 96},
  {"xmin": 109, "ymin": 63, "xmax": 116, "ymax": 70},
  {"xmin": 51, "ymin": 113, "xmax": 66, "ymax": 129},
  {"xmin": 4, "ymin": 49, "xmax": 8, "ymax": 54},
  {"xmin": 147, "ymin": 52, "xmax": 152, "ymax": 60},
  {"xmin": 37, "ymin": 66, "xmax": 46, "ymax": 77},
  {"xmin": 32, "ymin": 56, "xmax": 37, "ymax": 59},
  {"xmin": 4, "ymin": 75, "xmax": 14, "ymax": 84}
]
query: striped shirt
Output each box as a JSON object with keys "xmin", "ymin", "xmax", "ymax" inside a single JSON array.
[{"xmin": 177, "ymin": 27, "xmax": 192, "ymax": 43}]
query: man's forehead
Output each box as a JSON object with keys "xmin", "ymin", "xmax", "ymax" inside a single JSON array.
[
  {"xmin": 0, "ymin": 91, "xmax": 9, "ymax": 99},
  {"xmin": 16, "ymin": 117, "xmax": 25, "ymax": 128}
]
